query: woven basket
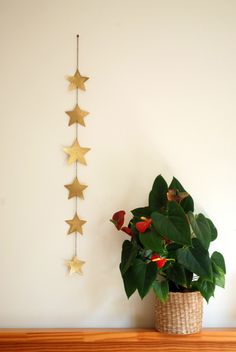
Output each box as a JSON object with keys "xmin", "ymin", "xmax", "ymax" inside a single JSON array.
[{"xmin": 155, "ymin": 291, "xmax": 203, "ymax": 334}]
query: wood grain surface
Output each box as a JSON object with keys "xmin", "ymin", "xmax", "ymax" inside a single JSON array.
[{"xmin": 0, "ymin": 328, "xmax": 235, "ymax": 352}]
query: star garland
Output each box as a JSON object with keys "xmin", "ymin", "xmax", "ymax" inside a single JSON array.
[{"xmin": 64, "ymin": 35, "xmax": 90, "ymax": 275}]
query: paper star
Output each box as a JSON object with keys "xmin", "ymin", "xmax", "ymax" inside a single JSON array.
[
  {"xmin": 64, "ymin": 177, "xmax": 87, "ymax": 199},
  {"xmin": 66, "ymin": 212, "xmax": 86, "ymax": 235},
  {"xmin": 67, "ymin": 69, "xmax": 89, "ymax": 91},
  {"xmin": 67, "ymin": 256, "xmax": 85, "ymax": 275},
  {"xmin": 64, "ymin": 139, "xmax": 90, "ymax": 165},
  {"xmin": 66, "ymin": 104, "xmax": 89, "ymax": 127}
]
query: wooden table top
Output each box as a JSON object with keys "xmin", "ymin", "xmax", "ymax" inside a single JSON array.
[{"xmin": 0, "ymin": 328, "xmax": 235, "ymax": 352}]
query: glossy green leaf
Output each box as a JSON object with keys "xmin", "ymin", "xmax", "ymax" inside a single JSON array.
[
  {"xmin": 206, "ymin": 218, "xmax": 218, "ymax": 241},
  {"xmin": 139, "ymin": 229, "xmax": 163, "ymax": 254},
  {"xmin": 120, "ymin": 264, "xmax": 137, "ymax": 298},
  {"xmin": 120, "ymin": 240, "xmax": 138, "ymax": 275},
  {"xmin": 211, "ymin": 251, "xmax": 226, "ymax": 288},
  {"xmin": 165, "ymin": 263, "xmax": 193, "ymax": 288},
  {"xmin": 176, "ymin": 238, "xmax": 213, "ymax": 281},
  {"xmin": 132, "ymin": 259, "xmax": 157, "ymax": 299},
  {"xmin": 188, "ymin": 212, "xmax": 211, "ymax": 250},
  {"xmin": 166, "ymin": 243, "xmax": 183, "ymax": 255},
  {"xmin": 211, "ymin": 251, "xmax": 226, "ymax": 274},
  {"xmin": 152, "ymin": 201, "xmax": 192, "ymax": 246},
  {"xmin": 152, "ymin": 275, "xmax": 169, "ymax": 302},
  {"xmin": 149, "ymin": 175, "xmax": 168, "ymax": 212},
  {"xmin": 131, "ymin": 207, "xmax": 151, "ymax": 217},
  {"xmin": 196, "ymin": 278, "xmax": 215, "ymax": 303},
  {"xmin": 214, "ymin": 270, "xmax": 225, "ymax": 288}
]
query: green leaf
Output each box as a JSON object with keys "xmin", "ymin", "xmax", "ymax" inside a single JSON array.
[
  {"xmin": 166, "ymin": 243, "xmax": 183, "ymax": 254},
  {"xmin": 181, "ymin": 196, "xmax": 194, "ymax": 213},
  {"xmin": 131, "ymin": 207, "xmax": 151, "ymax": 217},
  {"xmin": 165, "ymin": 263, "xmax": 193, "ymax": 288},
  {"xmin": 176, "ymin": 238, "xmax": 213, "ymax": 281},
  {"xmin": 196, "ymin": 278, "xmax": 215, "ymax": 303},
  {"xmin": 120, "ymin": 240, "xmax": 138, "ymax": 275},
  {"xmin": 139, "ymin": 229, "xmax": 163, "ymax": 254},
  {"xmin": 188, "ymin": 212, "xmax": 211, "ymax": 250},
  {"xmin": 132, "ymin": 259, "xmax": 157, "ymax": 299},
  {"xmin": 211, "ymin": 251, "xmax": 226, "ymax": 288},
  {"xmin": 206, "ymin": 218, "xmax": 218, "ymax": 241},
  {"xmin": 214, "ymin": 270, "xmax": 225, "ymax": 288},
  {"xmin": 148, "ymin": 175, "xmax": 168, "ymax": 212},
  {"xmin": 152, "ymin": 201, "xmax": 192, "ymax": 246},
  {"xmin": 120, "ymin": 264, "xmax": 137, "ymax": 298},
  {"xmin": 152, "ymin": 275, "xmax": 169, "ymax": 302},
  {"xmin": 169, "ymin": 177, "xmax": 194, "ymax": 212},
  {"xmin": 211, "ymin": 251, "xmax": 226, "ymax": 274}
]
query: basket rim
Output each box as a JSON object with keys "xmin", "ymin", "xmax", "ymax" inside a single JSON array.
[{"xmin": 167, "ymin": 291, "xmax": 202, "ymax": 296}]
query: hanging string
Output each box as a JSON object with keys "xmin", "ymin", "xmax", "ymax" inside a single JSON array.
[
  {"xmin": 76, "ymin": 35, "xmax": 79, "ymax": 106},
  {"xmin": 65, "ymin": 34, "xmax": 89, "ymax": 274},
  {"xmin": 74, "ymin": 230, "xmax": 78, "ymax": 257},
  {"xmin": 74, "ymin": 34, "xmax": 79, "ymax": 257},
  {"xmin": 76, "ymin": 34, "xmax": 79, "ymax": 71}
]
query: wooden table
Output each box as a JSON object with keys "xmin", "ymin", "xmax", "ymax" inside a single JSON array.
[{"xmin": 0, "ymin": 329, "xmax": 235, "ymax": 352}]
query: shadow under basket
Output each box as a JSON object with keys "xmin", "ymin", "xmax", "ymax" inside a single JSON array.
[{"xmin": 155, "ymin": 291, "xmax": 203, "ymax": 335}]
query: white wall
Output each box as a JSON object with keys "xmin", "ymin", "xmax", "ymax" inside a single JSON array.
[{"xmin": 0, "ymin": 0, "xmax": 235, "ymax": 328}]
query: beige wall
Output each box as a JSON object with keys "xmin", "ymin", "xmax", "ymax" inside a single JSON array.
[{"xmin": 0, "ymin": 0, "xmax": 235, "ymax": 328}]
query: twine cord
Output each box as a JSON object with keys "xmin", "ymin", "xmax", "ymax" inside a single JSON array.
[{"xmin": 74, "ymin": 34, "xmax": 79, "ymax": 257}]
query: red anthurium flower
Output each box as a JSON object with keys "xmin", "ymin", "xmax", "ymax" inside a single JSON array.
[
  {"xmin": 111, "ymin": 210, "xmax": 125, "ymax": 230},
  {"xmin": 121, "ymin": 227, "xmax": 133, "ymax": 236},
  {"xmin": 136, "ymin": 217, "xmax": 152, "ymax": 233},
  {"xmin": 151, "ymin": 254, "xmax": 167, "ymax": 269}
]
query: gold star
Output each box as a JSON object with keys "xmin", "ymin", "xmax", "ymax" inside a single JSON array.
[
  {"xmin": 67, "ymin": 256, "xmax": 85, "ymax": 275},
  {"xmin": 64, "ymin": 139, "xmax": 90, "ymax": 165},
  {"xmin": 64, "ymin": 177, "xmax": 87, "ymax": 199},
  {"xmin": 67, "ymin": 69, "xmax": 89, "ymax": 91},
  {"xmin": 66, "ymin": 104, "xmax": 89, "ymax": 127},
  {"xmin": 65, "ymin": 212, "xmax": 86, "ymax": 235}
]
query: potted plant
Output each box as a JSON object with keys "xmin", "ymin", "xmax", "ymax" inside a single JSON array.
[{"xmin": 110, "ymin": 175, "xmax": 226, "ymax": 334}]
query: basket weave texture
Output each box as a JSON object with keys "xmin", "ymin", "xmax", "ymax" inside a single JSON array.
[{"xmin": 155, "ymin": 291, "xmax": 203, "ymax": 334}]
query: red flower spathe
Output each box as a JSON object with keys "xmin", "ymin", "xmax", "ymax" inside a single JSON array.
[
  {"xmin": 121, "ymin": 227, "xmax": 133, "ymax": 236},
  {"xmin": 151, "ymin": 254, "xmax": 167, "ymax": 269},
  {"xmin": 136, "ymin": 218, "xmax": 152, "ymax": 233},
  {"xmin": 111, "ymin": 210, "xmax": 125, "ymax": 230}
]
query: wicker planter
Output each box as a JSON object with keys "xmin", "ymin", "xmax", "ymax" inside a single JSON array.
[{"xmin": 155, "ymin": 291, "xmax": 203, "ymax": 334}]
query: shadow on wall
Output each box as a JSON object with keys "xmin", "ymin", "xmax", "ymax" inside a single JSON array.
[
  {"xmin": 229, "ymin": 272, "xmax": 236, "ymax": 322},
  {"xmin": 82, "ymin": 139, "xmax": 174, "ymax": 328},
  {"xmin": 130, "ymin": 292, "xmax": 155, "ymax": 328},
  {"xmin": 81, "ymin": 225, "xmax": 156, "ymax": 328}
]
